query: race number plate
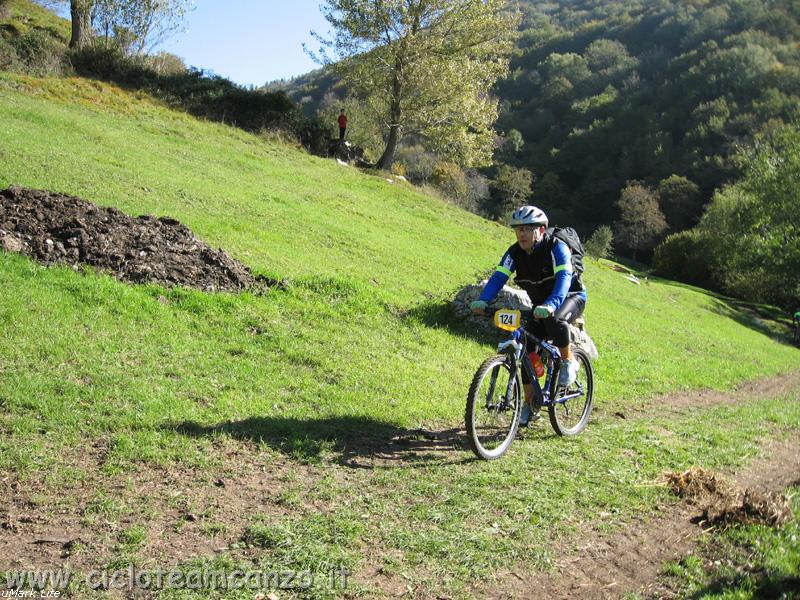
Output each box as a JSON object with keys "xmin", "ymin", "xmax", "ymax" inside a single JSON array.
[{"xmin": 494, "ymin": 309, "xmax": 521, "ymax": 332}]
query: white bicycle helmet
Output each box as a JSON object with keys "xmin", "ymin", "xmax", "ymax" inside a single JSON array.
[{"xmin": 510, "ymin": 205, "xmax": 548, "ymax": 228}]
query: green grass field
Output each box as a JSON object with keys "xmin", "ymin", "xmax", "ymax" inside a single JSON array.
[{"xmin": 1, "ymin": 70, "xmax": 798, "ymax": 598}]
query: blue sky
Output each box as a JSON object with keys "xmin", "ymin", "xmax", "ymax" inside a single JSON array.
[
  {"xmin": 43, "ymin": 1, "xmax": 331, "ymax": 86},
  {"xmin": 158, "ymin": 2, "xmax": 330, "ymax": 86}
]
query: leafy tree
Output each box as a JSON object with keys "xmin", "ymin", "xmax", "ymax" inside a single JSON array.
[
  {"xmin": 95, "ymin": 0, "xmax": 192, "ymax": 54},
  {"xmin": 657, "ymin": 174, "xmax": 702, "ymax": 231},
  {"xmin": 584, "ymin": 38, "xmax": 638, "ymax": 84},
  {"xmin": 309, "ymin": 0, "xmax": 520, "ymax": 170},
  {"xmin": 533, "ymin": 171, "xmax": 568, "ymax": 207},
  {"xmin": 497, "ymin": 128, "xmax": 524, "ymax": 161},
  {"xmin": 584, "ymin": 225, "xmax": 614, "ymax": 259},
  {"xmin": 317, "ymin": 94, "xmax": 384, "ymax": 161},
  {"xmin": 700, "ymin": 124, "xmax": 800, "ymax": 308},
  {"xmin": 491, "ymin": 163, "xmax": 532, "ymax": 216},
  {"xmin": 656, "ymin": 123, "xmax": 800, "ymax": 308},
  {"xmin": 614, "ymin": 182, "xmax": 668, "ymax": 260},
  {"xmin": 67, "ymin": 0, "xmax": 192, "ymax": 53}
]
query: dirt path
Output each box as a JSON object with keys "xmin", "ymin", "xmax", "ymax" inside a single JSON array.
[
  {"xmin": 472, "ymin": 372, "xmax": 800, "ymax": 600},
  {"xmin": 1, "ymin": 372, "xmax": 798, "ymax": 599},
  {"xmin": 473, "ymin": 437, "xmax": 800, "ymax": 600}
]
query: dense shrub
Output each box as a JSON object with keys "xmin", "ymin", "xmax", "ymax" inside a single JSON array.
[
  {"xmin": 0, "ymin": 33, "xmax": 19, "ymax": 70},
  {"xmin": 652, "ymin": 229, "xmax": 715, "ymax": 289},
  {"xmin": 6, "ymin": 27, "xmax": 65, "ymax": 75},
  {"xmin": 430, "ymin": 161, "xmax": 469, "ymax": 204},
  {"xmin": 394, "ymin": 145, "xmax": 438, "ymax": 183},
  {"xmin": 68, "ymin": 43, "xmax": 129, "ymax": 79},
  {"xmin": 584, "ymin": 225, "xmax": 614, "ymax": 259},
  {"xmin": 290, "ymin": 113, "xmax": 330, "ymax": 156},
  {"xmin": 391, "ymin": 163, "xmax": 407, "ymax": 177}
]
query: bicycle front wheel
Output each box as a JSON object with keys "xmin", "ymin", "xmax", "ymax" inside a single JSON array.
[
  {"xmin": 549, "ymin": 348, "xmax": 594, "ymax": 436},
  {"xmin": 465, "ymin": 354, "xmax": 522, "ymax": 460}
]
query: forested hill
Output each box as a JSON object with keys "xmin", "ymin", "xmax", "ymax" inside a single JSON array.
[
  {"xmin": 500, "ymin": 0, "xmax": 799, "ymax": 233},
  {"xmin": 277, "ymin": 0, "xmax": 799, "ymax": 237}
]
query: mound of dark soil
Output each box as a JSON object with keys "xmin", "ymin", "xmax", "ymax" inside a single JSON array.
[{"xmin": 0, "ymin": 186, "xmax": 255, "ymax": 291}]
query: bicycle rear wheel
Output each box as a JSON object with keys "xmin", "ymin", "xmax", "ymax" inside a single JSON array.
[
  {"xmin": 549, "ymin": 348, "xmax": 594, "ymax": 436},
  {"xmin": 465, "ymin": 354, "xmax": 521, "ymax": 460}
]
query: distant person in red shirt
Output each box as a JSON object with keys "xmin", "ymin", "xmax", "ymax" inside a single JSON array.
[{"xmin": 338, "ymin": 110, "xmax": 347, "ymax": 140}]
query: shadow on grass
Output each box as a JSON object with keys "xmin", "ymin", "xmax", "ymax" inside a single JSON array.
[
  {"xmin": 650, "ymin": 277, "xmax": 798, "ymax": 347},
  {"xmin": 400, "ymin": 299, "xmax": 504, "ymax": 347},
  {"xmin": 708, "ymin": 297, "xmax": 797, "ymax": 344},
  {"xmin": 166, "ymin": 416, "xmax": 472, "ymax": 469}
]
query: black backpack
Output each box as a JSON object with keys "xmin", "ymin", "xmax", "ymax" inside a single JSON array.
[{"xmin": 546, "ymin": 227, "xmax": 585, "ymax": 280}]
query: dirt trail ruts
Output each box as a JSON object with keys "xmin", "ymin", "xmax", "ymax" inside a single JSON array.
[
  {"xmin": 0, "ymin": 372, "xmax": 798, "ymax": 599},
  {"xmin": 472, "ymin": 371, "xmax": 800, "ymax": 600},
  {"xmin": 473, "ymin": 438, "xmax": 800, "ymax": 600},
  {"xmin": 614, "ymin": 369, "xmax": 800, "ymax": 416}
]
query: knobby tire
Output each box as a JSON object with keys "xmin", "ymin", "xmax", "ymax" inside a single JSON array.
[
  {"xmin": 465, "ymin": 354, "xmax": 521, "ymax": 460},
  {"xmin": 548, "ymin": 348, "xmax": 594, "ymax": 436}
]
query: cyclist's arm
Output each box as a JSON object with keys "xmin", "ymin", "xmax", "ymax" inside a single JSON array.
[
  {"xmin": 479, "ymin": 249, "xmax": 516, "ymax": 303},
  {"xmin": 541, "ymin": 240, "xmax": 573, "ymax": 311}
]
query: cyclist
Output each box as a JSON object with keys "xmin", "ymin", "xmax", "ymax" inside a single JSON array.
[
  {"xmin": 794, "ymin": 308, "xmax": 800, "ymax": 343},
  {"xmin": 470, "ymin": 205, "xmax": 587, "ymax": 425}
]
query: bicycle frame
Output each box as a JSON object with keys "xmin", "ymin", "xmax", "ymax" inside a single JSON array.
[{"xmin": 497, "ymin": 326, "xmax": 585, "ymax": 408}]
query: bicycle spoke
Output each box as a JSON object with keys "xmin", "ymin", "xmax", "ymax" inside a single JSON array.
[{"xmin": 466, "ymin": 355, "xmax": 521, "ymax": 459}]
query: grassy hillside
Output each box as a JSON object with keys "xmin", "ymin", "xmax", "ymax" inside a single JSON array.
[
  {"xmin": 1, "ymin": 0, "xmax": 70, "ymax": 41},
  {"xmin": 0, "ymin": 71, "xmax": 798, "ymax": 598}
]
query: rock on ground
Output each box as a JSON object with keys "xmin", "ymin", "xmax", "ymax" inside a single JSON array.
[{"xmin": 453, "ymin": 282, "xmax": 599, "ymax": 358}]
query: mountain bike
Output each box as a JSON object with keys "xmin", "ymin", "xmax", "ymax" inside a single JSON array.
[{"xmin": 465, "ymin": 308, "xmax": 594, "ymax": 460}]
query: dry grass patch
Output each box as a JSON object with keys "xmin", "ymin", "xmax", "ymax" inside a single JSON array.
[{"xmin": 664, "ymin": 467, "xmax": 793, "ymax": 527}]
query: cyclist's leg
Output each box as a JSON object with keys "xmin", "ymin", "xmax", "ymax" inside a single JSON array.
[
  {"xmin": 543, "ymin": 294, "xmax": 586, "ymax": 351},
  {"xmin": 520, "ymin": 316, "xmax": 546, "ymax": 423},
  {"xmin": 544, "ymin": 295, "xmax": 586, "ymax": 385},
  {"xmin": 516, "ymin": 366, "xmax": 537, "ymax": 425}
]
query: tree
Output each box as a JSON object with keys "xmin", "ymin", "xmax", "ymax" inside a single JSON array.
[
  {"xmin": 657, "ymin": 174, "xmax": 702, "ymax": 231},
  {"xmin": 614, "ymin": 182, "xmax": 667, "ymax": 260},
  {"xmin": 491, "ymin": 164, "xmax": 532, "ymax": 217},
  {"xmin": 584, "ymin": 225, "xmax": 614, "ymax": 259},
  {"xmin": 698, "ymin": 124, "xmax": 800, "ymax": 309},
  {"xmin": 310, "ymin": 0, "xmax": 520, "ymax": 170},
  {"xmin": 584, "ymin": 38, "xmax": 638, "ymax": 84},
  {"xmin": 317, "ymin": 93, "xmax": 384, "ymax": 161},
  {"xmin": 497, "ymin": 128, "xmax": 524, "ymax": 161},
  {"xmin": 68, "ymin": 0, "xmax": 192, "ymax": 54},
  {"xmin": 69, "ymin": 0, "xmax": 93, "ymax": 49}
]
